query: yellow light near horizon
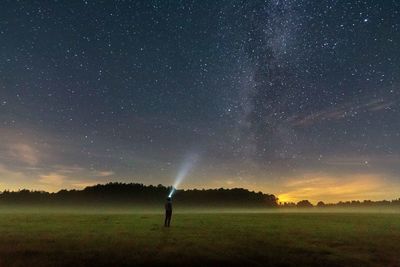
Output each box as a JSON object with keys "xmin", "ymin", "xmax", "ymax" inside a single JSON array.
[
  {"xmin": 277, "ymin": 194, "xmax": 295, "ymax": 204},
  {"xmin": 275, "ymin": 173, "xmax": 400, "ymax": 204}
]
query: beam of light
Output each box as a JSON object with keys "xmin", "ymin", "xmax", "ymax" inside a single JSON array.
[{"xmin": 168, "ymin": 153, "xmax": 199, "ymax": 198}]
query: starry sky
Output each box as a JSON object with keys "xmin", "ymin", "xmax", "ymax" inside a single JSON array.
[{"xmin": 1, "ymin": 0, "xmax": 399, "ymax": 203}]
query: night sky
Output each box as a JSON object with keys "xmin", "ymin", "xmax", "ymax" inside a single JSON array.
[{"xmin": 1, "ymin": 0, "xmax": 399, "ymax": 203}]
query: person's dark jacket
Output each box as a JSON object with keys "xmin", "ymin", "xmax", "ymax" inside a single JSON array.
[{"xmin": 165, "ymin": 202, "xmax": 172, "ymax": 212}]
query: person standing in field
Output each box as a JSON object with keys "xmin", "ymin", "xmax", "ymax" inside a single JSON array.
[{"xmin": 164, "ymin": 197, "xmax": 172, "ymax": 227}]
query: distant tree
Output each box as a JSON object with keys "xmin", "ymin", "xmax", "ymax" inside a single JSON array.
[
  {"xmin": 296, "ymin": 200, "xmax": 313, "ymax": 208},
  {"xmin": 392, "ymin": 198, "xmax": 400, "ymax": 206},
  {"xmin": 316, "ymin": 201, "xmax": 325, "ymax": 207},
  {"xmin": 280, "ymin": 202, "xmax": 296, "ymax": 208}
]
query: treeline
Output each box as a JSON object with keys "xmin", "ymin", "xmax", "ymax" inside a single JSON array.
[
  {"xmin": 281, "ymin": 199, "xmax": 400, "ymax": 208},
  {"xmin": 1, "ymin": 183, "xmax": 398, "ymax": 208},
  {"xmin": 0, "ymin": 182, "xmax": 278, "ymax": 207}
]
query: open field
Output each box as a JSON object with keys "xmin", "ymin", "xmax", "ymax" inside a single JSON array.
[{"xmin": 0, "ymin": 209, "xmax": 399, "ymax": 266}]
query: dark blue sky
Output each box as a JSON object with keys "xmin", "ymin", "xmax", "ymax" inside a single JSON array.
[{"xmin": 1, "ymin": 0, "xmax": 399, "ymax": 202}]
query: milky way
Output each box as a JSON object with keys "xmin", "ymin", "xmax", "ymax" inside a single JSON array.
[{"xmin": 0, "ymin": 1, "xmax": 399, "ymax": 202}]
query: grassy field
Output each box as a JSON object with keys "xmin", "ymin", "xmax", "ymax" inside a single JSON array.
[{"xmin": 0, "ymin": 209, "xmax": 399, "ymax": 266}]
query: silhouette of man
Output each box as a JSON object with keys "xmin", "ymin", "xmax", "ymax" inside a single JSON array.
[{"xmin": 164, "ymin": 197, "xmax": 172, "ymax": 227}]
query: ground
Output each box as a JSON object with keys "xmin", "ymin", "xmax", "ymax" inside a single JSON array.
[{"xmin": 0, "ymin": 209, "xmax": 399, "ymax": 266}]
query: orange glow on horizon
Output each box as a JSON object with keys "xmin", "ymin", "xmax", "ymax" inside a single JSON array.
[{"xmin": 274, "ymin": 173, "xmax": 400, "ymax": 204}]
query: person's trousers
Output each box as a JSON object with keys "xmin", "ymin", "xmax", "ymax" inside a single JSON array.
[{"xmin": 164, "ymin": 211, "xmax": 172, "ymax": 227}]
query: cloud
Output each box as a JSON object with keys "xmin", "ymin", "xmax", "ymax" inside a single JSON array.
[
  {"xmin": 8, "ymin": 143, "xmax": 39, "ymax": 166},
  {"xmin": 38, "ymin": 172, "xmax": 101, "ymax": 192},
  {"xmin": 0, "ymin": 164, "xmax": 26, "ymax": 190},
  {"xmin": 39, "ymin": 173, "xmax": 65, "ymax": 187},
  {"xmin": 288, "ymin": 98, "xmax": 396, "ymax": 127},
  {"xmin": 53, "ymin": 165, "xmax": 85, "ymax": 174},
  {"xmin": 94, "ymin": 170, "xmax": 115, "ymax": 177}
]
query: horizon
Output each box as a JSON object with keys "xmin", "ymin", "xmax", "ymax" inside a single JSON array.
[
  {"xmin": 1, "ymin": 181, "xmax": 399, "ymax": 205},
  {"xmin": 1, "ymin": 1, "xmax": 399, "ymax": 204}
]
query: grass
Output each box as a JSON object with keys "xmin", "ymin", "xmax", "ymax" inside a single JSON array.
[{"xmin": 0, "ymin": 208, "xmax": 399, "ymax": 266}]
